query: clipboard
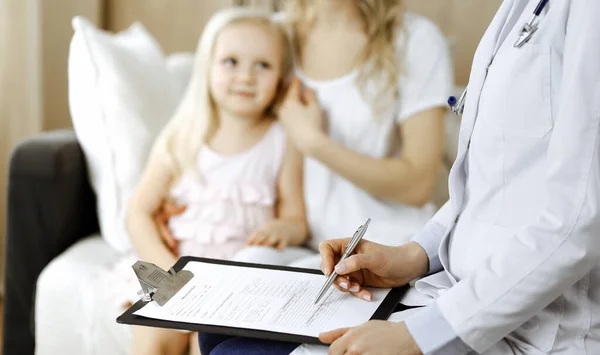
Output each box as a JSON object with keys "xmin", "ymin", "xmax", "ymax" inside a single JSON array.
[{"xmin": 117, "ymin": 256, "xmax": 408, "ymax": 345}]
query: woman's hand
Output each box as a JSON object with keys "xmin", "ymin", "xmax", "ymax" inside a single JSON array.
[
  {"xmin": 319, "ymin": 320, "xmax": 422, "ymax": 355},
  {"xmin": 152, "ymin": 200, "xmax": 187, "ymax": 255},
  {"xmin": 246, "ymin": 220, "xmax": 301, "ymax": 250},
  {"xmin": 319, "ymin": 239, "xmax": 429, "ymax": 301},
  {"xmin": 278, "ymin": 78, "xmax": 327, "ymax": 155}
]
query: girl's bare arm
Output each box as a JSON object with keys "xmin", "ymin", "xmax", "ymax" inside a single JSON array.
[
  {"xmin": 274, "ymin": 139, "xmax": 309, "ymax": 246},
  {"xmin": 126, "ymin": 153, "xmax": 179, "ymax": 270}
]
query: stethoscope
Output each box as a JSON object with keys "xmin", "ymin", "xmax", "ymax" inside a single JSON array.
[{"xmin": 448, "ymin": 0, "xmax": 550, "ymax": 115}]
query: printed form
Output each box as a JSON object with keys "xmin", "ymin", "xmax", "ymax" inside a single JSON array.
[{"xmin": 134, "ymin": 261, "xmax": 391, "ymax": 337}]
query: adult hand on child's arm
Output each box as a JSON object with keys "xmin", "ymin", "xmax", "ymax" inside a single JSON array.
[
  {"xmin": 127, "ymin": 152, "xmax": 180, "ymax": 270},
  {"xmin": 153, "ymin": 200, "xmax": 187, "ymax": 255}
]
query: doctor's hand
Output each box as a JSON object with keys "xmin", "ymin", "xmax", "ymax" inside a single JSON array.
[
  {"xmin": 319, "ymin": 239, "xmax": 429, "ymax": 301},
  {"xmin": 278, "ymin": 77, "xmax": 327, "ymax": 156},
  {"xmin": 319, "ymin": 320, "xmax": 422, "ymax": 355},
  {"xmin": 153, "ymin": 200, "xmax": 187, "ymax": 255}
]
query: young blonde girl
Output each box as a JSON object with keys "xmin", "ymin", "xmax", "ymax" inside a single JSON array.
[{"xmin": 119, "ymin": 7, "xmax": 306, "ymax": 355}]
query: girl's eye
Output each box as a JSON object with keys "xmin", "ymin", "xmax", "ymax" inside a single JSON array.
[
  {"xmin": 223, "ymin": 58, "xmax": 237, "ymax": 67},
  {"xmin": 257, "ymin": 61, "xmax": 272, "ymax": 70}
]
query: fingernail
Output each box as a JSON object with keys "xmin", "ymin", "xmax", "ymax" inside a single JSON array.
[
  {"xmin": 350, "ymin": 285, "xmax": 360, "ymax": 293},
  {"xmin": 334, "ymin": 263, "xmax": 346, "ymax": 274},
  {"xmin": 363, "ymin": 295, "xmax": 371, "ymax": 301},
  {"xmin": 340, "ymin": 282, "xmax": 349, "ymax": 289}
]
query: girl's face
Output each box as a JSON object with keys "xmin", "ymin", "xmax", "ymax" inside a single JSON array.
[{"xmin": 210, "ymin": 21, "xmax": 283, "ymax": 118}]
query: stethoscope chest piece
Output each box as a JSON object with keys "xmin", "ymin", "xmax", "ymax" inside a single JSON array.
[{"xmin": 449, "ymin": 0, "xmax": 550, "ymax": 115}]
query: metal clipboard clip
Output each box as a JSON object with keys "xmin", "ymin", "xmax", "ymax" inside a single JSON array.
[{"xmin": 132, "ymin": 261, "xmax": 194, "ymax": 306}]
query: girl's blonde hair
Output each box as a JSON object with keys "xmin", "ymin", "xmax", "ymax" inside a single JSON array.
[
  {"xmin": 282, "ymin": 0, "xmax": 405, "ymax": 114},
  {"xmin": 154, "ymin": 7, "xmax": 294, "ymax": 176}
]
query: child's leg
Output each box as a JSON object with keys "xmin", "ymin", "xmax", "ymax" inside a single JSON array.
[
  {"xmin": 130, "ymin": 326, "xmax": 189, "ymax": 355},
  {"xmin": 189, "ymin": 332, "xmax": 201, "ymax": 355}
]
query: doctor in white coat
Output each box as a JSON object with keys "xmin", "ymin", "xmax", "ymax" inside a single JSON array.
[{"xmin": 314, "ymin": 0, "xmax": 600, "ymax": 354}]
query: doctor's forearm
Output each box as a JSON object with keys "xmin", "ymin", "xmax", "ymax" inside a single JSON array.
[
  {"xmin": 307, "ymin": 136, "xmax": 438, "ymax": 206},
  {"xmin": 405, "ymin": 303, "xmax": 471, "ymax": 355},
  {"xmin": 411, "ymin": 218, "xmax": 448, "ymax": 274}
]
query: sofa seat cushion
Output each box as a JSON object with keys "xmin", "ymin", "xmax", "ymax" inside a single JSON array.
[{"xmin": 35, "ymin": 235, "xmax": 131, "ymax": 355}]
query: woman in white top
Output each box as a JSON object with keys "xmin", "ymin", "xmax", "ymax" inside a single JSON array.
[{"xmin": 228, "ymin": 0, "xmax": 453, "ymax": 270}]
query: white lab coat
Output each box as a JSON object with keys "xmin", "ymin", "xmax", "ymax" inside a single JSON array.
[
  {"xmin": 293, "ymin": 0, "xmax": 600, "ymax": 354},
  {"xmin": 431, "ymin": 0, "xmax": 600, "ymax": 353}
]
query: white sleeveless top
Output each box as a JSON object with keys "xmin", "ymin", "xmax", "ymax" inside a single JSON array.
[{"xmin": 167, "ymin": 122, "xmax": 287, "ymax": 259}]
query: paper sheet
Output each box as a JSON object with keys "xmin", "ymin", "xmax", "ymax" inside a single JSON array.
[{"xmin": 133, "ymin": 261, "xmax": 391, "ymax": 337}]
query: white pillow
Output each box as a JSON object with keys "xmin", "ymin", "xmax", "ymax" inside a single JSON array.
[{"xmin": 68, "ymin": 16, "xmax": 192, "ymax": 253}]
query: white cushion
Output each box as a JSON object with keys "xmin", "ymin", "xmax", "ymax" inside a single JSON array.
[
  {"xmin": 165, "ymin": 52, "xmax": 195, "ymax": 98},
  {"xmin": 68, "ymin": 16, "xmax": 191, "ymax": 252},
  {"xmin": 35, "ymin": 235, "xmax": 130, "ymax": 355}
]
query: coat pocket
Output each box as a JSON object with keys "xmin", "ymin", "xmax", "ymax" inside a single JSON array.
[{"xmin": 482, "ymin": 44, "xmax": 553, "ymax": 138}]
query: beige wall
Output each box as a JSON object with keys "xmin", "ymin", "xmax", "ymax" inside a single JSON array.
[
  {"xmin": 0, "ymin": 0, "xmax": 101, "ymax": 293},
  {"xmin": 105, "ymin": 0, "xmax": 502, "ymax": 84},
  {"xmin": 41, "ymin": 0, "xmax": 102, "ymax": 130},
  {"xmin": 105, "ymin": 0, "xmax": 237, "ymax": 54},
  {"xmin": 405, "ymin": 0, "xmax": 502, "ymax": 85},
  {"xmin": 0, "ymin": 0, "xmax": 43, "ymax": 295}
]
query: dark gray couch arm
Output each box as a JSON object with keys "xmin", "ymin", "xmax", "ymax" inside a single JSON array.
[{"xmin": 3, "ymin": 130, "xmax": 99, "ymax": 355}]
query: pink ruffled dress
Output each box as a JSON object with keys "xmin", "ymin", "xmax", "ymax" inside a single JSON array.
[
  {"xmin": 109, "ymin": 122, "xmax": 287, "ymax": 305},
  {"xmin": 168, "ymin": 122, "xmax": 286, "ymax": 259}
]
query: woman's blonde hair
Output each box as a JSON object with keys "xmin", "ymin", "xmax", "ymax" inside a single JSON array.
[
  {"xmin": 153, "ymin": 7, "xmax": 294, "ymax": 176},
  {"xmin": 282, "ymin": 0, "xmax": 405, "ymax": 114}
]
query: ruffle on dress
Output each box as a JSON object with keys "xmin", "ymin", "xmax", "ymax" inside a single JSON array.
[
  {"xmin": 167, "ymin": 174, "xmax": 276, "ymax": 244},
  {"xmin": 170, "ymin": 174, "xmax": 275, "ymax": 206}
]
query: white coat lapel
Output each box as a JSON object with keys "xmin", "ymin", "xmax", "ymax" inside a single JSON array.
[
  {"xmin": 457, "ymin": 0, "xmax": 516, "ymax": 156},
  {"xmin": 447, "ymin": 0, "xmax": 516, "ymax": 215},
  {"xmin": 440, "ymin": 1, "xmax": 519, "ymax": 281}
]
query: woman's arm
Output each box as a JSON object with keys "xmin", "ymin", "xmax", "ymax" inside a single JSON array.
[
  {"xmin": 279, "ymin": 79, "xmax": 446, "ymax": 207},
  {"xmin": 246, "ymin": 139, "xmax": 308, "ymax": 249},
  {"xmin": 309, "ymin": 107, "xmax": 445, "ymax": 207},
  {"xmin": 126, "ymin": 153, "xmax": 178, "ymax": 270}
]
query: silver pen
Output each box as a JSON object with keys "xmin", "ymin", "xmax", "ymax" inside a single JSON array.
[{"xmin": 314, "ymin": 218, "xmax": 371, "ymax": 304}]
